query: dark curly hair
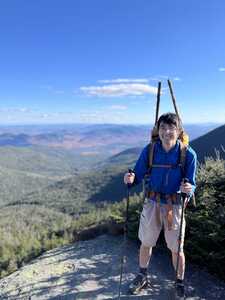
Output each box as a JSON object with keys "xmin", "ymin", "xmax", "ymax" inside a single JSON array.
[{"xmin": 157, "ymin": 112, "xmax": 182, "ymax": 132}]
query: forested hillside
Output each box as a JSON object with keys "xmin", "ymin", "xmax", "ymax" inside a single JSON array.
[{"xmin": 0, "ymin": 146, "xmax": 80, "ymax": 206}]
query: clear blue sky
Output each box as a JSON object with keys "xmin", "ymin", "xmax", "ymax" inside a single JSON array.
[{"xmin": 0, "ymin": 0, "xmax": 225, "ymax": 124}]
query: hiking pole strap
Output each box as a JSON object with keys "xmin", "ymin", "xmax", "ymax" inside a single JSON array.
[
  {"xmin": 191, "ymin": 193, "xmax": 197, "ymax": 207},
  {"xmin": 155, "ymin": 81, "xmax": 161, "ymax": 125},
  {"xmin": 167, "ymin": 79, "xmax": 181, "ymax": 121}
]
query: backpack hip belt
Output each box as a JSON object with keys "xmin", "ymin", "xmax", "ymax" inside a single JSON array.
[{"xmin": 146, "ymin": 191, "xmax": 184, "ymax": 230}]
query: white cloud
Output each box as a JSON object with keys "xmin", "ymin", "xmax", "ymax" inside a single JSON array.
[
  {"xmin": 79, "ymin": 110, "xmax": 129, "ymax": 123},
  {"xmin": 79, "ymin": 76, "xmax": 181, "ymax": 98},
  {"xmin": 150, "ymin": 75, "xmax": 181, "ymax": 82},
  {"xmin": 0, "ymin": 107, "xmax": 80, "ymax": 124},
  {"xmin": 40, "ymin": 85, "xmax": 64, "ymax": 94},
  {"xmin": 79, "ymin": 112, "xmax": 105, "ymax": 123},
  {"xmin": 98, "ymin": 78, "xmax": 149, "ymax": 84},
  {"xmin": 148, "ymin": 77, "xmax": 160, "ymax": 81},
  {"xmin": 54, "ymin": 90, "xmax": 65, "ymax": 94},
  {"xmin": 40, "ymin": 114, "xmax": 50, "ymax": 118},
  {"xmin": 154, "ymin": 75, "xmax": 169, "ymax": 79},
  {"xmin": 19, "ymin": 107, "xmax": 31, "ymax": 113},
  {"xmin": 98, "ymin": 76, "xmax": 181, "ymax": 83},
  {"xmin": 110, "ymin": 105, "xmax": 127, "ymax": 110},
  {"xmin": 80, "ymin": 83, "xmax": 158, "ymax": 97},
  {"xmin": 40, "ymin": 85, "xmax": 53, "ymax": 90},
  {"xmin": 219, "ymin": 67, "xmax": 225, "ymax": 72},
  {"xmin": 0, "ymin": 107, "xmax": 32, "ymax": 113}
]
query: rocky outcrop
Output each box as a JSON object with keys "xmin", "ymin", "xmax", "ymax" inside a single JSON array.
[{"xmin": 0, "ymin": 234, "xmax": 225, "ymax": 300}]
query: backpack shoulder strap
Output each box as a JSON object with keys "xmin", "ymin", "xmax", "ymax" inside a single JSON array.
[
  {"xmin": 148, "ymin": 141, "xmax": 156, "ymax": 170},
  {"xmin": 148, "ymin": 140, "xmax": 187, "ymax": 174}
]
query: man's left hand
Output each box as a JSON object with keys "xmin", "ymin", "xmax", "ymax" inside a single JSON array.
[{"xmin": 180, "ymin": 181, "xmax": 192, "ymax": 194}]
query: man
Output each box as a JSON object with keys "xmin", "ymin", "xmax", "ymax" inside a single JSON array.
[{"xmin": 124, "ymin": 112, "xmax": 197, "ymax": 296}]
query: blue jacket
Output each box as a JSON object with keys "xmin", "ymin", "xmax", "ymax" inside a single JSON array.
[{"xmin": 133, "ymin": 140, "xmax": 197, "ymax": 201}]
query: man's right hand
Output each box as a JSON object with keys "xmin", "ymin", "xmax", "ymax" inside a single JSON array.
[{"xmin": 124, "ymin": 172, "xmax": 135, "ymax": 185}]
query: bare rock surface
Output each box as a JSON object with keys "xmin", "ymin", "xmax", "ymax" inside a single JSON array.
[{"xmin": 0, "ymin": 234, "xmax": 225, "ymax": 300}]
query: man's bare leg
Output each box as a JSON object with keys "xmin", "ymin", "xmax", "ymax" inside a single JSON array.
[
  {"xmin": 172, "ymin": 251, "xmax": 185, "ymax": 280},
  {"xmin": 129, "ymin": 244, "xmax": 152, "ymax": 293},
  {"xmin": 139, "ymin": 244, "xmax": 152, "ymax": 268}
]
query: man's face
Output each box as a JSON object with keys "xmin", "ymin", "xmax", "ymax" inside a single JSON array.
[{"xmin": 158, "ymin": 121, "xmax": 179, "ymax": 145}]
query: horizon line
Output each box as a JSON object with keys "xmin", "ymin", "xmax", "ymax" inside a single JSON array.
[{"xmin": 0, "ymin": 121, "xmax": 223, "ymax": 127}]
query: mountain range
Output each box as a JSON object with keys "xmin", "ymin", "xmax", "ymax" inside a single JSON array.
[{"xmin": 0, "ymin": 123, "xmax": 221, "ymax": 155}]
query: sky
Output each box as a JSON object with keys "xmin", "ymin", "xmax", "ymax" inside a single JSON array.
[{"xmin": 0, "ymin": 0, "xmax": 225, "ymax": 125}]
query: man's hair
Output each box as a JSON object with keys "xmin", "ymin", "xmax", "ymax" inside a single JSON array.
[{"xmin": 157, "ymin": 113, "xmax": 182, "ymax": 131}]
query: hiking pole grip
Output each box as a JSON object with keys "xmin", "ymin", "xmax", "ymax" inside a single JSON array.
[
  {"xmin": 127, "ymin": 168, "xmax": 134, "ymax": 188},
  {"xmin": 183, "ymin": 178, "xmax": 196, "ymax": 208},
  {"xmin": 181, "ymin": 178, "xmax": 189, "ymax": 199}
]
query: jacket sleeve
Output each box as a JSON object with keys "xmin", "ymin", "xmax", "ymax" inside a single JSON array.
[
  {"xmin": 185, "ymin": 147, "xmax": 197, "ymax": 195},
  {"xmin": 132, "ymin": 145, "xmax": 149, "ymax": 186}
]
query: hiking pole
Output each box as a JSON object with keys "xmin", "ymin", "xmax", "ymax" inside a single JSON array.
[
  {"xmin": 175, "ymin": 178, "xmax": 189, "ymax": 282},
  {"xmin": 118, "ymin": 169, "xmax": 132, "ymax": 299}
]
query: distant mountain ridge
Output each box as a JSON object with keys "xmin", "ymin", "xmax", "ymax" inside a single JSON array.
[
  {"xmin": 190, "ymin": 124, "xmax": 225, "ymax": 162},
  {"xmin": 0, "ymin": 123, "xmax": 220, "ymax": 156},
  {"xmin": 0, "ymin": 125, "xmax": 149, "ymax": 153},
  {"xmin": 0, "ymin": 133, "xmax": 31, "ymax": 146}
]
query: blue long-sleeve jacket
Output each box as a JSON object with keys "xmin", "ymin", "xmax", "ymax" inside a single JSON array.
[{"xmin": 133, "ymin": 140, "xmax": 197, "ymax": 200}]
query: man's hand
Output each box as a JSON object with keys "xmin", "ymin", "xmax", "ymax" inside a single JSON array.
[
  {"xmin": 124, "ymin": 172, "xmax": 135, "ymax": 185},
  {"xmin": 180, "ymin": 181, "xmax": 192, "ymax": 194}
]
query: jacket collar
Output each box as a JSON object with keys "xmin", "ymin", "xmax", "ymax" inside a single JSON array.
[{"xmin": 156, "ymin": 139, "xmax": 180, "ymax": 154}]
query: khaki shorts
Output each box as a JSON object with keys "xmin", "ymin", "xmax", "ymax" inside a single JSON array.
[{"xmin": 138, "ymin": 199, "xmax": 186, "ymax": 252}]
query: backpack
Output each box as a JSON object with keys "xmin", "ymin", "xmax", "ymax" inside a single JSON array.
[{"xmin": 146, "ymin": 80, "xmax": 196, "ymax": 206}]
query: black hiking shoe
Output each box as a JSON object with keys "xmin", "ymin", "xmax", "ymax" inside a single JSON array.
[
  {"xmin": 175, "ymin": 280, "xmax": 185, "ymax": 298},
  {"xmin": 128, "ymin": 272, "xmax": 149, "ymax": 294}
]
